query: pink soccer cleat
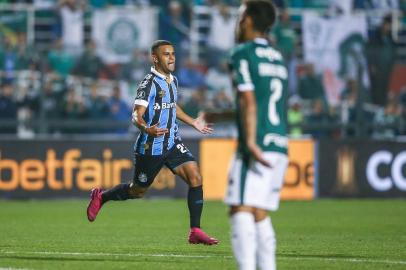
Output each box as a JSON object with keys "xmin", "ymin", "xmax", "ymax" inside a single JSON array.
[
  {"xmin": 87, "ymin": 188, "xmax": 103, "ymax": 222},
  {"xmin": 188, "ymin": 227, "xmax": 219, "ymax": 245}
]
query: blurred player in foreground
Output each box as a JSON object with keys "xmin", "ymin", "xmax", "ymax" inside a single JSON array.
[
  {"xmin": 225, "ymin": 1, "xmax": 289, "ymax": 269},
  {"xmin": 87, "ymin": 40, "xmax": 218, "ymax": 245}
]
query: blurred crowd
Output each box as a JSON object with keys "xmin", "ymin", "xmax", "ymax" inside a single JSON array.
[{"xmin": 1, "ymin": 0, "xmax": 406, "ymax": 139}]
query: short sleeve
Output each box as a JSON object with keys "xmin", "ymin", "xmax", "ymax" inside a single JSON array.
[
  {"xmin": 134, "ymin": 74, "xmax": 155, "ymax": 107},
  {"xmin": 230, "ymin": 49, "xmax": 254, "ymax": 92}
]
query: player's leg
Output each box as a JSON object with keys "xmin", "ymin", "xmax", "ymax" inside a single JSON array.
[
  {"xmin": 254, "ymin": 209, "xmax": 276, "ymax": 270},
  {"xmin": 87, "ymin": 153, "xmax": 163, "ymax": 222},
  {"xmin": 253, "ymin": 152, "xmax": 289, "ymax": 270},
  {"xmin": 173, "ymin": 161, "xmax": 202, "ymax": 228},
  {"xmin": 173, "ymin": 162, "xmax": 219, "ymax": 245},
  {"xmin": 229, "ymin": 206, "xmax": 257, "ymax": 270},
  {"xmin": 226, "ymin": 153, "xmax": 276, "ymax": 270},
  {"xmin": 167, "ymin": 141, "xmax": 218, "ymax": 245}
]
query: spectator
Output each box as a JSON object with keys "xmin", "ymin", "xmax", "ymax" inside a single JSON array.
[
  {"xmin": 47, "ymin": 38, "xmax": 76, "ymax": 78},
  {"xmin": 205, "ymin": 58, "xmax": 233, "ymax": 98},
  {"xmin": 176, "ymin": 58, "xmax": 206, "ymax": 89},
  {"xmin": 207, "ymin": 4, "xmax": 236, "ymax": 65},
  {"xmin": 0, "ymin": 37, "xmax": 17, "ymax": 84},
  {"xmin": 271, "ymin": 9, "xmax": 297, "ymax": 94},
  {"xmin": 15, "ymin": 33, "xmax": 40, "ymax": 71},
  {"xmin": 17, "ymin": 82, "xmax": 40, "ymax": 120},
  {"xmin": 182, "ymin": 90, "xmax": 205, "ymax": 118},
  {"xmin": 108, "ymin": 84, "xmax": 131, "ymax": 134},
  {"xmin": 73, "ymin": 40, "xmax": 112, "ymax": 79},
  {"xmin": 365, "ymin": 0, "xmax": 399, "ymax": 29},
  {"xmin": 159, "ymin": 0, "xmax": 190, "ymax": 62},
  {"xmin": 298, "ymin": 63, "xmax": 325, "ymax": 101},
  {"xmin": 271, "ymin": 9, "xmax": 296, "ymax": 62},
  {"xmin": 0, "ymin": 84, "xmax": 17, "ymax": 134},
  {"xmin": 340, "ymin": 79, "xmax": 374, "ymax": 137},
  {"xmin": 287, "ymin": 95, "xmax": 303, "ymax": 138},
  {"xmin": 60, "ymin": 88, "xmax": 87, "ymax": 133},
  {"xmin": 305, "ymin": 98, "xmax": 331, "ymax": 138},
  {"xmin": 59, "ymin": 0, "xmax": 85, "ymax": 55},
  {"xmin": 86, "ymin": 83, "xmax": 109, "ymax": 120},
  {"xmin": 212, "ymin": 89, "xmax": 233, "ymax": 110},
  {"xmin": 118, "ymin": 49, "xmax": 150, "ymax": 83},
  {"xmin": 61, "ymin": 88, "xmax": 86, "ymax": 119},
  {"xmin": 42, "ymin": 80, "xmax": 64, "ymax": 121},
  {"xmin": 372, "ymin": 96, "xmax": 402, "ymax": 138},
  {"xmin": 367, "ymin": 14, "xmax": 396, "ymax": 106}
]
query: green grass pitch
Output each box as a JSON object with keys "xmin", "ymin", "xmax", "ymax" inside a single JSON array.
[{"xmin": 0, "ymin": 199, "xmax": 405, "ymax": 269}]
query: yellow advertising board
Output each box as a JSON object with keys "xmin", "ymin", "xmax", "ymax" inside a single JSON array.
[{"xmin": 200, "ymin": 139, "xmax": 315, "ymax": 200}]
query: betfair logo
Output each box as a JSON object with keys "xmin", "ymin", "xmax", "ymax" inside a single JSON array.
[{"xmin": 0, "ymin": 149, "xmax": 131, "ymax": 191}]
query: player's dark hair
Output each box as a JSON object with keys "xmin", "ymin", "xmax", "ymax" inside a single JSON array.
[
  {"xmin": 245, "ymin": 0, "xmax": 276, "ymax": 33},
  {"xmin": 151, "ymin": 40, "xmax": 173, "ymax": 55}
]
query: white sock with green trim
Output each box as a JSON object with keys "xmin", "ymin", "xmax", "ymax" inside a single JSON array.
[
  {"xmin": 231, "ymin": 212, "xmax": 257, "ymax": 270},
  {"xmin": 256, "ymin": 217, "xmax": 276, "ymax": 270}
]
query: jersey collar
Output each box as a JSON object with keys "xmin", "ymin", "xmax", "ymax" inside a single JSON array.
[
  {"xmin": 253, "ymin": 38, "xmax": 268, "ymax": 45},
  {"xmin": 151, "ymin": 67, "xmax": 174, "ymax": 83}
]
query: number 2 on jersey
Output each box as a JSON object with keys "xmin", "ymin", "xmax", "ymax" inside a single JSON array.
[{"xmin": 268, "ymin": 78, "xmax": 282, "ymax": 125}]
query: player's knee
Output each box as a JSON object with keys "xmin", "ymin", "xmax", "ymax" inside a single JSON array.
[
  {"xmin": 188, "ymin": 171, "xmax": 202, "ymax": 187},
  {"xmin": 128, "ymin": 184, "xmax": 147, "ymax": 199}
]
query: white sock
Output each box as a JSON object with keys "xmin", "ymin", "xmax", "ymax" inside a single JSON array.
[
  {"xmin": 231, "ymin": 212, "xmax": 257, "ymax": 270},
  {"xmin": 256, "ymin": 217, "xmax": 276, "ymax": 270}
]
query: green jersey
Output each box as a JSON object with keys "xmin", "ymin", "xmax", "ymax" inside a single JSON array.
[{"xmin": 229, "ymin": 38, "xmax": 288, "ymax": 155}]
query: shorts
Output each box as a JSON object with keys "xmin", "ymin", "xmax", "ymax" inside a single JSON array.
[
  {"xmin": 224, "ymin": 151, "xmax": 288, "ymax": 211},
  {"xmin": 133, "ymin": 139, "xmax": 196, "ymax": 187}
]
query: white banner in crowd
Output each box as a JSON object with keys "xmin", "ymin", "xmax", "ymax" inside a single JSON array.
[
  {"xmin": 92, "ymin": 8, "xmax": 158, "ymax": 64},
  {"xmin": 302, "ymin": 12, "xmax": 368, "ymax": 106}
]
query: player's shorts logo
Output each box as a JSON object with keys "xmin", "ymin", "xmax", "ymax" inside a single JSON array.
[{"xmin": 138, "ymin": 172, "xmax": 148, "ymax": 183}]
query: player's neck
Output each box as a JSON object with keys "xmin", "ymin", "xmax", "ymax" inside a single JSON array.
[
  {"xmin": 245, "ymin": 31, "xmax": 267, "ymax": 42},
  {"xmin": 154, "ymin": 66, "xmax": 171, "ymax": 77}
]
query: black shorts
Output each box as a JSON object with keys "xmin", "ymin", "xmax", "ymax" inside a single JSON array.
[{"xmin": 133, "ymin": 140, "xmax": 196, "ymax": 187}]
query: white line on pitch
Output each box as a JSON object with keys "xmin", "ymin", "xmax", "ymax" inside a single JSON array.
[
  {"xmin": 278, "ymin": 256, "xmax": 406, "ymax": 265},
  {"xmin": 0, "ymin": 268, "xmax": 33, "ymax": 270},
  {"xmin": 1, "ymin": 250, "xmax": 406, "ymax": 265}
]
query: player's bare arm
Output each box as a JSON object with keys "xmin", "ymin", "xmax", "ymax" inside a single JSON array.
[
  {"xmin": 132, "ymin": 104, "xmax": 168, "ymax": 137},
  {"xmin": 176, "ymin": 104, "xmax": 213, "ymax": 134},
  {"xmin": 238, "ymin": 91, "xmax": 270, "ymax": 167}
]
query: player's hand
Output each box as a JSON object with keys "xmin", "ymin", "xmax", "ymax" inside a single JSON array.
[
  {"xmin": 192, "ymin": 112, "xmax": 214, "ymax": 134},
  {"xmin": 247, "ymin": 142, "xmax": 271, "ymax": 168},
  {"xmin": 146, "ymin": 122, "xmax": 168, "ymax": 137}
]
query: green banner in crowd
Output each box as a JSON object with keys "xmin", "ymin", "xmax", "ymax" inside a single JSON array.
[{"xmin": 0, "ymin": 9, "xmax": 28, "ymax": 44}]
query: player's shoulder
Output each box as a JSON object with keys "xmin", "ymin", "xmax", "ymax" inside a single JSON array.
[
  {"xmin": 140, "ymin": 72, "xmax": 156, "ymax": 84},
  {"xmin": 137, "ymin": 72, "xmax": 156, "ymax": 89},
  {"xmin": 230, "ymin": 42, "xmax": 253, "ymax": 59}
]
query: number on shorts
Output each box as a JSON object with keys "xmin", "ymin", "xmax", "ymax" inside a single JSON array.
[{"xmin": 177, "ymin": 143, "xmax": 187, "ymax": 153}]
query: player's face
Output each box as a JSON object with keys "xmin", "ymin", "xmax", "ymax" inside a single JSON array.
[
  {"xmin": 236, "ymin": 5, "xmax": 248, "ymax": 43},
  {"xmin": 153, "ymin": 45, "xmax": 176, "ymax": 75}
]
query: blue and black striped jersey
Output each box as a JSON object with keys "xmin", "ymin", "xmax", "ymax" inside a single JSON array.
[{"xmin": 133, "ymin": 67, "xmax": 179, "ymax": 156}]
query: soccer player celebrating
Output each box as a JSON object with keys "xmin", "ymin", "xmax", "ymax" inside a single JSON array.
[
  {"xmin": 87, "ymin": 40, "xmax": 218, "ymax": 245},
  {"xmin": 225, "ymin": 1, "xmax": 289, "ymax": 269}
]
